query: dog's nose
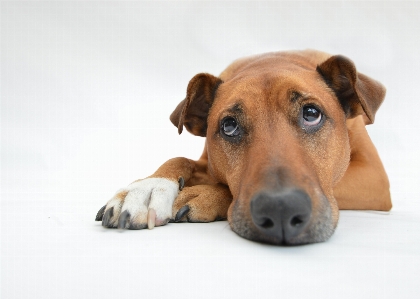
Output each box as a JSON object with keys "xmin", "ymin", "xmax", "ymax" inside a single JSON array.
[{"xmin": 250, "ymin": 188, "xmax": 312, "ymax": 243}]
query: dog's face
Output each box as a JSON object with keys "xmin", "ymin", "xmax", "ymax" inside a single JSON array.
[
  {"xmin": 207, "ymin": 67, "xmax": 348, "ymax": 244},
  {"xmin": 170, "ymin": 51, "xmax": 385, "ymax": 245}
]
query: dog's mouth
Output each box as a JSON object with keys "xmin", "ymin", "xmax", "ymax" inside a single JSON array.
[{"xmin": 228, "ymin": 188, "xmax": 337, "ymax": 245}]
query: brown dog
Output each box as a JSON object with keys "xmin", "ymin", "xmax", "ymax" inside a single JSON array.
[{"xmin": 96, "ymin": 50, "xmax": 392, "ymax": 245}]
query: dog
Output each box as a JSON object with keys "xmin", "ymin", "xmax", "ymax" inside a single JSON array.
[{"xmin": 95, "ymin": 49, "xmax": 392, "ymax": 245}]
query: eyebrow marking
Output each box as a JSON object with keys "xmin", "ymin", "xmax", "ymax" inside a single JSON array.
[
  {"xmin": 290, "ymin": 90, "xmax": 311, "ymax": 103},
  {"xmin": 227, "ymin": 102, "xmax": 244, "ymax": 114},
  {"xmin": 290, "ymin": 90, "xmax": 303, "ymax": 103}
]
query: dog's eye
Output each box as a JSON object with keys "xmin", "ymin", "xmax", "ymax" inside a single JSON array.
[
  {"xmin": 302, "ymin": 105, "xmax": 322, "ymax": 127},
  {"xmin": 221, "ymin": 117, "xmax": 240, "ymax": 137}
]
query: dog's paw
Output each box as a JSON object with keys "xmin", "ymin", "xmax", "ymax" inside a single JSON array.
[
  {"xmin": 172, "ymin": 184, "xmax": 232, "ymax": 223},
  {"xmin": 95, "ymin": 178, "xmax": 181, "ymax": 229}
]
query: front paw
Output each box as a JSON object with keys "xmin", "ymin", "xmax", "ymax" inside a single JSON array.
[
  {"xmin": 172, "ymin": 184, "xmax": 232, "ymax": 223},
  {"xmin": 95, "ymin": 178, "xmax": 179, "ymax": 229}
]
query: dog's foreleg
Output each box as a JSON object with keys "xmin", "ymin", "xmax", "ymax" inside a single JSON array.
[
  {"xmin": 172, "ymin": 184, "xmax": 232, "ymax": 222},
  {"xmin": 96, "ymin": 157, "xmax": 195, "ymax": 229}
]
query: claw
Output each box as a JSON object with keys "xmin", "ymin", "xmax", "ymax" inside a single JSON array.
[
  {"xmin": 178, "ymin": 177, "xmax": 185, "ymax": 191},
  {"xmin": 148, "ymin": 208, "xmax": 156, "ymax": 229},
  {"xmin": 118, "ymin": 210, "xmax": 130, "ymax": 229},
  {"xmin": 102, "ymin": 207, "xmax": 114, "ymax": 227},
  {"xmin": 128, "ymin": 223, "xmax": 147, "ymax": 230},
  {"xmin": 95, "ymin": 205, "xmax": 106, "ymax": 221},
  {"xmin": 175, "ymin": 205, "xmax": 190, "ymax": 222}
]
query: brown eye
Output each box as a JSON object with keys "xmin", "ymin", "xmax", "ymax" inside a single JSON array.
[
  {"xmin": 222, "ymin": 117, "xmax": 240, "ymax": 136},
  {"xmin": 302, "ymin": 105, "xmax": 322, "ymax": 127}
]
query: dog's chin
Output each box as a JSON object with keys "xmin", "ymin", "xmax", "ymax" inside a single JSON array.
[{"xmin": 228, "ymin": 196, "xmax": 337, "ymax": 246}]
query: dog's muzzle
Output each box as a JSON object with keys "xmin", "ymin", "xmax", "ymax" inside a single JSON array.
[{"xmin": 250, "ymin": 188, "xmax": 312, "ymax": 244}]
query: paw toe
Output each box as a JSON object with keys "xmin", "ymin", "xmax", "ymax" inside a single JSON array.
[
  {"xmin": 95, "ymin": 205, "xmax": 106, "ymax": 221},
  {"xmin": 117, "ymin": 210, "xmax": 131, "ymax": 229},
  {"xmin": 128, "ymin": 222, "xmax": 148, "ymax": 230},
  {"xmin": 102, "ymin": 207, "xmax": 114, "ymax": 228}
]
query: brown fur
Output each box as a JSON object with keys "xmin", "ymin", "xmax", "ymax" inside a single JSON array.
[
  {"xmin": 100, "ymin": 50, "xmax": 391, "ymax": 245},
  {"xmin": 172, "ymin": 184, "xmax": 231, "ymax": 222},
  {"xmin": 167, "ymin": 50, "xmax": 391, "ymax": 244},
  {"xmin": 115, "ymin": 190, "xmax": 129, "ymax": 201}
]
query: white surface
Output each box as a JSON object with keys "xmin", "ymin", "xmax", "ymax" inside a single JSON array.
[{"xmin": 2, "ymin": 2, "xmax": 420, "ymax": 298}]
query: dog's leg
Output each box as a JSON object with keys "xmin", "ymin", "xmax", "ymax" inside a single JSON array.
[
  {"xmin": 172, "ymin": 184, "xmax": 232, "ymax": 222},
  {"xmin": 96, "ymin": 153, "xmax": 233, "ymax": 228},
  {"xmin": 96, "ymin": 157, "xmax": 195, "ymax": 229},
  {"xmin": 334, "ymin": 115, "xmax": 392, "ymax": 211}
]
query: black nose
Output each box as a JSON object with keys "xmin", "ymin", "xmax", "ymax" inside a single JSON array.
[{"xmin": 250, "ymin": 188, "xmax": 312, "ymax": 243}]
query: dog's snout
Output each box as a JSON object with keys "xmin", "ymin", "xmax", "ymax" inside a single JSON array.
[{"xmin": 250, "ymin": 189, "xmax": 312, "ymax": 243}]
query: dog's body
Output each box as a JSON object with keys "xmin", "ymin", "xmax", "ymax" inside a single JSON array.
[{"xmin": 96, "ymin": 50, "xmax": 391, "ymax": 245}]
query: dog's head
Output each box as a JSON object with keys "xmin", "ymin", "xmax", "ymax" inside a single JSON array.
[{"xmin": 170, "ymin": 50, "xmax": 385, "ymax": 245}]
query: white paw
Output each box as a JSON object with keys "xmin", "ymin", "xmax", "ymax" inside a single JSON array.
[{"xmin": 98, "ymin": 178, "xmax": 179, "ymax": 229}]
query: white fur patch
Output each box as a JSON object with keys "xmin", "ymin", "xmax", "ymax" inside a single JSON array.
[{"xmin": 105, "ymin": 178, "xmax": 179, "ymax": 228}]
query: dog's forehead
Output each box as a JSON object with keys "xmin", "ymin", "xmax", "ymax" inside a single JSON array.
[
  {"xmin": 219, "ymin": 50, "xmax": 330, "ymax": 80},
  {"xmin": 215, "ymin": 59, "xmax": 333, "ymax": 113}
]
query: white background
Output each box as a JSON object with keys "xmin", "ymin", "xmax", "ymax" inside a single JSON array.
[{"xmin": 2, "ymin": 1, "xmax": 420, "ymax": 298}]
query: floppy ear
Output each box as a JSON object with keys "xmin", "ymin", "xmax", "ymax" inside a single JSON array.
[
  {"xmin": 316, "ymin": 55, "xmax": 386, "ymax": 124},
  {"xmin": 170, "ymin": 73, "xmax": 222, "ymax": 136}
]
